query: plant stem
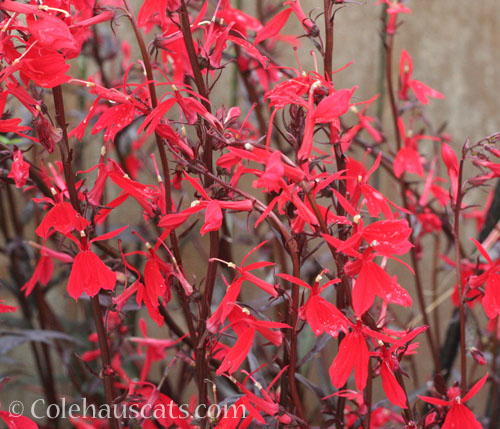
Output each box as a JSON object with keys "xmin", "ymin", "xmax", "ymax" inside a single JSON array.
[
  {"xmin": 52, "ymin": 85, "xmax": 118, "ymax": 429},
  {"xmin": 287, "ymin": 245, "xmax": 306, "ymax": 421},
  {"xmin": 121, "ymin": 0, "xmax": 198, "ymax": 352},
  {"xmin": 384, "ymin": 29, "xmax": 441, "ymax": 375},
  {"xmin": 453, "ymin": 159, "xmax": 467, "ymax": 392},
  {"xmin": 323, "ymin": 0, "xmax": 334, "ymax": 81},
  {"xmin": 91, "ymin": 298, "xmax": 118, "ymax": 428},
  {"xmin": 178, "ymin": 2, "xmax": 220, "ymax": 423},
  {"xmin": 365, "ymin": 364, "xmax": 373, "ymax": 428}
]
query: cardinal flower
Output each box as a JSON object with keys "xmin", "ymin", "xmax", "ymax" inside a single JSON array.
[
  {"xmin": 66, "ymin": 227, "xmax": 127, "ymax": 300},
  {"xmin": 216, "ymin": 306, "xmax": 289, "ymax": 375},
  {"xmin": 419, "ymin": 374, "xmax": 488, "ymax": 429},
  {"xmin": 399, "ymin": 49, "xmax": 444, "ymax": 104},
  {"xmin": 345, "ymin": 153, "xmax": 408, "ymax": 219},
  {"xmin": 393, "ymin": 118, "xmax": 440, "ymax": 178},
  {"xmin": 377, "ymin": 0, "xmax": 411, "ymax": 34},
  {"xmin": 0, "ymin": 300, "xmax": 16, "ymax": 313},
  {"xmin": 329, "ymin": 322, "xmax": 370, "ymax": 391},
  {"xmin": 8, "ymin": 150, "xmax": 30, "ymax": 188},
  {"xmin": 211, "ymin": 241, "xmax": 278, "ymax": 298},
  {"xmin": 131, "ymin": 319, "xmax": 186, "ymax": 383},
  {"xmin": 276, "ymin": 271, "xmax": 349, "ymax": 338},
  {"xmin": 284, "ymin": 0, "xmax": 319, "ymax": 36},
  {"xmin": 0, "ymin": 403, "xmax": 37, "ymax": 429},
  {"xmin": 159, "ymin": 173, "xmax": 252, "ymax": 236},
  {"xmin": 469, "ymin": 238, "xmax": 500, "ymax": 319},
  {"xmin": 35, "ymin": 197, "xmax": 89, "ymax": 239},
  {"xmin": 441, "ymin": 142, "xmax": 460, "ymax": 205},
  {"xmin": 323, "ymin": 224, "xmax": 413, "ymax": 317},
  {"xmin": 21, "ymin": 253, "xmax": 53, "ymax": 297},
  {"xmin": 374, "ymin": 327, "xmax": 427, "ymax": 408},
  {"xmin": 254, "ymin": 8, "xmax": 292, "ymax": 45},
  {"xmin": 137, "ymin": 0, "xmax": 182, "ymax": 31}
]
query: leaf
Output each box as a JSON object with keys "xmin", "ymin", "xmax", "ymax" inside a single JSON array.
[
  {"xmin": 0, "ymin": 135, "xmax": 23, "ymax": 145},
  {"xmin": 0, "ymin": 335, "xmax": 29, "ymax": 355}
]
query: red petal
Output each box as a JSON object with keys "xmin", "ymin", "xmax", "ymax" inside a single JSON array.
[
  {"xmin": 442, "ymin": 404, "xmax": 482, "ymax": 429},
  {"xmin": 201, "ymin": 200, "xmax": 223, "ymax": 235},
  {"xmin": 67, "ymin": 251, "xmax": 86, "ymax": 300},
  {"xmin": 483, "ymin": 274, "xmax": 500, "ymax": 319},
  {"xmin": 216, "ymin": 327, "xmax": 255, "ymax": 375},
  {"xmin": 352, "ymin": 262, "xmax": 377, "ymax": 317},
  {"xmin": 463, "ymin": 373, "xmax": 489, "ymax": 402},
  {"xmin": 254, "ymin": 9, "xmax": 292, "ymax": 45},
  {"xmin": 227, "ymin": 36, "xmax": 270, "ymax": 69},
  {"xmin": 381, "ymin": 362, "xmax": 407, "ymax": 408},
  {"xmin": 306, "ymin": 295, "xmax": 349, "ymax": 337},
  {"xmin": 313, "ymin": 88, "xmax": 355, "ymax": 122},
  {"xmin": 418, "ymin": 395, "xmax": 450, "ymax": 407},
  {"xmin": 329, "ymin": 332, "xmax": 356, "ymax": 389}
]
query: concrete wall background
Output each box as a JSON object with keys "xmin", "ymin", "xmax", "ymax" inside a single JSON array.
[{"xmin": 1, "ymin": 0, "xmax": 499, "ymax": 423}]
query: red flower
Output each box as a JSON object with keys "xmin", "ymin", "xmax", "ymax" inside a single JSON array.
[
  {"xmin": 211, "ymin": 241, "xmax": 278, "ymax": 298},
  {"xmin": 131, "ymin": 319, "xmax": 186, "ymax": 383},
  {"xmin": 374, "ymin": 327, "xmax": 427, "ymax": 408},
  {"xmin": 254, "ymin": 8, "xmax": 292, "ymax": 45},
  {"xmin": 377, "ymin": 0, "xmax": 412, "ymax": 34},
  {"xmin": 67, "ymin": 249, "xmax": 116, "ymax": 300},
  {"xmin": 216, "ymin": 305, "xmax": 289, "ymax": 375},
  {"xmin": 21, "ymin": 254, "xmax": 53, "ymax": 297},
  {"xmin": 284, "ymin": 0, "xmax": 318, "ymax": 36},
  {"xmin": 441, "ymin": 142, "xmax": 460, "ymax": 204},
  {"xmin": 399, "ymin": 49, "xmax": 444, "ymax": 104},
  {"xmin": 393, "ymin": 118, "xmax": 439, "ymax": 178},
  {"xmin": 0, "ymin": 379, "xmax": 37, "ymax": 428},
  {"xmin": 0, "ymin": 300, "xmax": 16, "ymax": 313},
  {"xmin": 159, "ymin": 173, "xmax": 253, "ymax": 236},
  {"xmin": 217, "ymin": 324, "xmax": 256, "ymax": 376},
  {"xmin": 329, "ymin": 324, "xmax": 369, "ymax": 391},
  {"xmin": 323, "ymin": 220, "xmax": 413, "ymax": 317},
  {"xmin": 8, "ymin": 150, "xmax": 30, "ymax": 188},
  {"xmin": 66, "ymin": 227, "xmax": 127, "ymax": 300},
  {"xmin": 419, "ymin": 374, "xmax": 488, "ymax": 429},
  {"xmin": 469, "ymin": 238, "xmax": 500, "ymax": 319},
  {"xmin": 0, "ymin": 409, "xmax": 37, "ymax": 429},
  {"xmin": 344, "ymin": 154, "xmax": 408, "ymax": 219},
  {"xmin": 277, "ymin": 271, "xmax": 349, "ymax": 338},
  {"xmin": 92, "ymin": 102, "xmax": 136, "ymax": 143},
  {"xmin": 137, "ymin": 0, "xmax": 181, "ymax": 31},
  {"xmin": 35, "ymin": 199, "xmax": 89, "ymax": 239}
]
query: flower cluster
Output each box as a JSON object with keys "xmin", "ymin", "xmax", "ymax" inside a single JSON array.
[{"xmin": 0, "ymin": 1, "xmax": 499, "ymax": 428}]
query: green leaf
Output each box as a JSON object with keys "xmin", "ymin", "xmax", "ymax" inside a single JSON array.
[{"xmin": 0, "ymin": 135, "xmax": 23, "ymax": 145}]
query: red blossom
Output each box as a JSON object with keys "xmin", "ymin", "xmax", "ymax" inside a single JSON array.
[
  {"xmin": 399, "ymin": 49, "xmax": 444, "ymax": 104},
  {"xmin": 419, "ymin": 374, "xmax": 488, "ymax": 429},
  {"xmin": 8, "ymin": 150, "xmax": 30, "ymax": 188}
]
